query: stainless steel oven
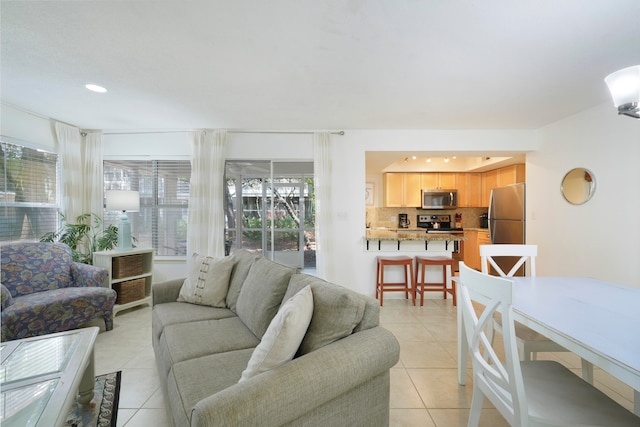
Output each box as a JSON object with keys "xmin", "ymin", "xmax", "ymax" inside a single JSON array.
[{"xmin": 416, "ymin": 214, "xmax": 464, "ymax": 272}]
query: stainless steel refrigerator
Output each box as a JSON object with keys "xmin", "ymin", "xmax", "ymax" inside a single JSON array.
[{"xmin": 488, "ymin": 183, "xmax": 526, "ymax": 275}]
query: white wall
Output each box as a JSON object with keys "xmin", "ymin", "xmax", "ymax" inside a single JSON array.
[
  {"xmin": 328, "ymin": 129, "xmax": 538, "ymax": 295},
  {"xmin": 1, "ymin": 104, "xmax": 56, "ymax": 149},
  {"xmin": 527, "ymin": 103, "xmax": 640, "ymax": 287},
  {"xmin": 4, "ymin": 103, "xmax": 638, "ymax": 291}
]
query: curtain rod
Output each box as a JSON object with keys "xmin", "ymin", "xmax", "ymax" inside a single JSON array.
[
  {"xmin": 103, "ymin": 129, "xmax": 345, "ymax": 136},
  {"xmin": 1, "ymin": 103, "xmax": 346, "ymax": 136}
]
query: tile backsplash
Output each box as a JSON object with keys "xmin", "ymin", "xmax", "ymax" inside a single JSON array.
[{"xmin": 366, "ymin": 206, "xmax": 488, "ymax": 229}]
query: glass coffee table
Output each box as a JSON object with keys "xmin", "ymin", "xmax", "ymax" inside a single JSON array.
[{"xmin": 0, "ymin": 327, "xmax": 99, "ymax": 427}]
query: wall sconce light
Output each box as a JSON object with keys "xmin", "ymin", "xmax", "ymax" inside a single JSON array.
[
  {"xmin": 604, "ymin": 65, "xmax": 640, "ymax": 119},
  {"xmin": 106, "ymin": 190, "xmax": 140, "ymax": 251}
]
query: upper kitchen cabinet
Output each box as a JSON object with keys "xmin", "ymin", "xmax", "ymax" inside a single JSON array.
[
  {"xmin": 481, "ymin": 164, "xmax": 526, "ymax": 206},
  {"xmin": 457, "ymin": 173, "xmax": 482, "ymax": 207},
  {"xmin": 383, "ymin": 173, "xmax": 422, "ymax": 207},
  {"xmin": 420, "ymin": 172, "xmax": 457, "ymax": 190}
]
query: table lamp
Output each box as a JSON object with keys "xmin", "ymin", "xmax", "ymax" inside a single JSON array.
[{"xmin": 106, "ymin": 190, "xmax": 140, "ymax": 251}]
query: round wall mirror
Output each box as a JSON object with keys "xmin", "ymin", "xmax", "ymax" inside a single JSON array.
[{"xmin": 561, "ymin": 168, "xmax": 596, "ymax": 205}]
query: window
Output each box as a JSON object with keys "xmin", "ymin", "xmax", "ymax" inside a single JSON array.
[
  {"xmin": 104, "ymin": 160, "xmax": 190, "ymax": 256},
  {"xmin": 224, "ymin": 161, "xmax": 315, "ymax": 269},
  {"xmin": 0, "ymin": 139, "xmax": 59, "ymax": 243}
]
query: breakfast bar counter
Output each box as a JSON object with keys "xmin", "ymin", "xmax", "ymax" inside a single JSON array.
[{"xmin": 365, "ymin": 228, "xmax": 466, "ymax": 251}]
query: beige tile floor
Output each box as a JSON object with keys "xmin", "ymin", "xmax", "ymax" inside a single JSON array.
[{"xmin": 95, "ymin": 297, "xmax": 635, "ymax": 427}]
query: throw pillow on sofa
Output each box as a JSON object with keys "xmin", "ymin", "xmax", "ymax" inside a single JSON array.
[
  {"xmin": 282, "ymin": 273, "xmax": 366, "ymax": 355},
  {"xmin": 235, "ymin": 256, "xmax": 297, "ymax": 338},
  {"xmin": 177, "ymin": 253, "xmax": 234, "ymax": 308},
  {"xmin": 239, "ymin": 285, "xmax": 313, "ymax": 382}
]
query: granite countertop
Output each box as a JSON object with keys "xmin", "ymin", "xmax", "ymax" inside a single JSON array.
[
  {"xmin": 365, "ymin": 229, "xmax": 466, "ymax": 241},
  {"xmin": 463, "ymin": 227, "xmax": 489, "ymax": 232}
]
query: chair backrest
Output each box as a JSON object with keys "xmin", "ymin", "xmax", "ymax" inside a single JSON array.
[
  {"xmin": 458, "ymin": 261, "xmax": 527, "ymax": 426},
  {"xmin": 480, "ymin": 244, "xmax": 537, "ymax": 277},
  {"xmin": 0, "ymin": 242, "xmax": 74, "ymax": 297}
]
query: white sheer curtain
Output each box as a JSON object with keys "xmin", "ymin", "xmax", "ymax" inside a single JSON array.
[
  {"xmin": 187, "ymin": 129, "xmax": 227, "ymax": 258},
  {"xmin": 54, "ymin": 121, "xmax": 84, "ymax": 221},
  {"xmin": 81, "ymin": 131, "xmax": 104, "ymax": 220},
  {"xmin": 314, "ymin": 132, "xmax": 334, "ymax": 281}
]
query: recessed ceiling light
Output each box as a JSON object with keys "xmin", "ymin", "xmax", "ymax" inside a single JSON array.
[{"xmin": 85, "ymin": 84, "xmax": 107, "ymax": 93}]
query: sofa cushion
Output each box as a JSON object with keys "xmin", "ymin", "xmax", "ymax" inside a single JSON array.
[
  {"xmin": 157, "ymin": 316, "xmax": 260, "ymax": 379},
  {"xmin": 283, "ymin": 273, "xmax": 367, "ymax": 356},
  {"xmin": 235, "ymin": 257, "xmax": 296, "ymax": 339},
  {"xmin": 225, "ymin": 249, "xmax": 261, "ymax": 312},
  {"xmin": 240, "ymin": 285, "xmax": 313, "ymax": 382},
  {"xmin": 152, "ymin": 302, "xmax": 236, "ymax": 343},
  {"xmin": 167, "ymin": 348, "xmax": 255, "ymax": 427},
  {"xmin": 178, "ymin": 253, "xmax": 234, "ymax": 308}
]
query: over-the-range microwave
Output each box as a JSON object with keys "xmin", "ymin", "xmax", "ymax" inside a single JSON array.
[{"xmin": 421, "ymin": 189, "xmax": 458, "ymax": 210}]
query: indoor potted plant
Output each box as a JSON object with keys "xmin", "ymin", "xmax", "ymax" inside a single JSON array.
[{"xmin": 40, "ymin": 213, "xmax": 121, "ymax": 264}]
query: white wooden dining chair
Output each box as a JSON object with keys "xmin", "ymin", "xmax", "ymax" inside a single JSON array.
[
  {"xmin": 479, "ymin": 244, "xmax": 593, "ymax": 382},
  {"xmin": 458, "ymin": 262, "xmax": 640, "ymax": 427}
]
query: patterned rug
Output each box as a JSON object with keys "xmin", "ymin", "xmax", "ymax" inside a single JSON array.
[{"xmin": 65, "ymin": 371, "xmax": 121, "ymax": 427}]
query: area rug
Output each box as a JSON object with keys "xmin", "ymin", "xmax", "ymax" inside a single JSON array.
[{"xmin": 65, "ymin": 371, "xmax": 121, "ymax": 427}]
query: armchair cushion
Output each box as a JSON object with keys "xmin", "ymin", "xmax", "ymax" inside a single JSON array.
[
  {"xmin": 1, "ymin": 284, "xmax": 14, "ymax": 310},
  {"xmin": 1, "ymin": 287, "xmax": 116, "ymax": 341}
]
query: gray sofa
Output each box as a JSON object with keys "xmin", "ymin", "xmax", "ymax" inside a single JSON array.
[{"xmin": 152, "ymin": 250, "xmax": 400, "ymax": 427}]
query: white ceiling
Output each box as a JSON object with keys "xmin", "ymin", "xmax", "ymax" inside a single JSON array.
[{"xmin": 2, "ymin": 1, "xmax": 639, "ymax": 132}]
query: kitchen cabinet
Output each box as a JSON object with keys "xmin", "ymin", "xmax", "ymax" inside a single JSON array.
[
  {"xmin": 463, "ymin": 229, "xmax": 491, "ymax": 271},
  {"xmin": 498, "ymin": 164, "xmax": 526, "ymax": 187},
  {"xmin": 383, "ymin": 173, "xmax": 421, "ymax": 207},
  {"xmin": 93, "ymin": 248, "xmax": 154, "ymax": 315},
  {"xmin": 481, "ymin": 164, "xmax": 525, "ymax": 207},
  {"xmin": 421, "ymin": 172, "xmax": 457, "ymax": 190},
  {"xmin": 456, "ymin": 173, "xmax": 482, "ymax": 207},
  {"xmin": 481, "ymin": 170, "xmax": 498, "ymax": 207}
]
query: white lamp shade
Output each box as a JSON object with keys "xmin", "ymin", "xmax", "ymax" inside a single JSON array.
[
  {"xmin": 106, "ymin": 190, "xmax": 140, "ymax": 212},
  {"xmin": 604, "ymin": 65, "xmax": 640, "ymax": 107}
]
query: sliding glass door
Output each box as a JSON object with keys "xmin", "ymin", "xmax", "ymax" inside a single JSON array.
[{"xmin": 224, "ymin": 161, "xmax": 315, "ymax": 270}]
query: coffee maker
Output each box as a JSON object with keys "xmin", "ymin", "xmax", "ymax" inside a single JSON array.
[{"xmin": 398, "ymin": 213, "xmax": 410, "ymax": 228}]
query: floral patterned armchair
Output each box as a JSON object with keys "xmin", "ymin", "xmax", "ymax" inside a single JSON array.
[{"xmin": 1, "ymin": 242, "xmax": 117, "ymax": 341}]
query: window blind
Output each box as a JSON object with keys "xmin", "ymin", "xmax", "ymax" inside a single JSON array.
[
  {"xmin": 0, "ymin": 140, "xmax": 59, "ymax": 243},
  {"xmin": 104, "ymin": 160, "xmax": 191, "ymax": 256}
]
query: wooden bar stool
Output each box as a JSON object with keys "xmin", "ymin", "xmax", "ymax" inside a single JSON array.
[
  {"xmin": 414, "ymin": 256, "xmax": 456, "ymax": 306},
  {"xmin": 375, "ymin": 256, "xmax": 415, "ymax": 306}
]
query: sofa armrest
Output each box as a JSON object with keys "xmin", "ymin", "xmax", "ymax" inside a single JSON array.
[
  {"xmin": 71, "ymin": 262, "xmax": 109, "ymax": 287},
  {"xmin": 152, "ymin": 278, "xmax": 185, "ymax": 306},
  {"xmin": 190, "ymin": 327, "xmax": 400, "ymax": 427}
]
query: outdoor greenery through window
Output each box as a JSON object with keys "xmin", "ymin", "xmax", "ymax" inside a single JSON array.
[
  {"xmin": 225, "ymin": 161, "xmax": 315, "ymax": 270},
  {"xmin": 104, "ymin": 160, "xmax": 190, "ymax": 256},
  {"xmin": 0, "ymin": 139, "xmax": 59, "ymax": 243}
]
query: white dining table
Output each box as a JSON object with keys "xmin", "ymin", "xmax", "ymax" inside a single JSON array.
[{"xmin": 456, "ymin": 276, "xmax": 640, "ymax": 415}]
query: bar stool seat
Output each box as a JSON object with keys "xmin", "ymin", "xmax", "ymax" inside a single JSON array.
[
  {"xmin": 375, "ymin": 256, "xmax": 415, "ymax": 306},
  {"xmin": 414, "ymin": 256, "xmax": 456, "ymax": 306}
]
